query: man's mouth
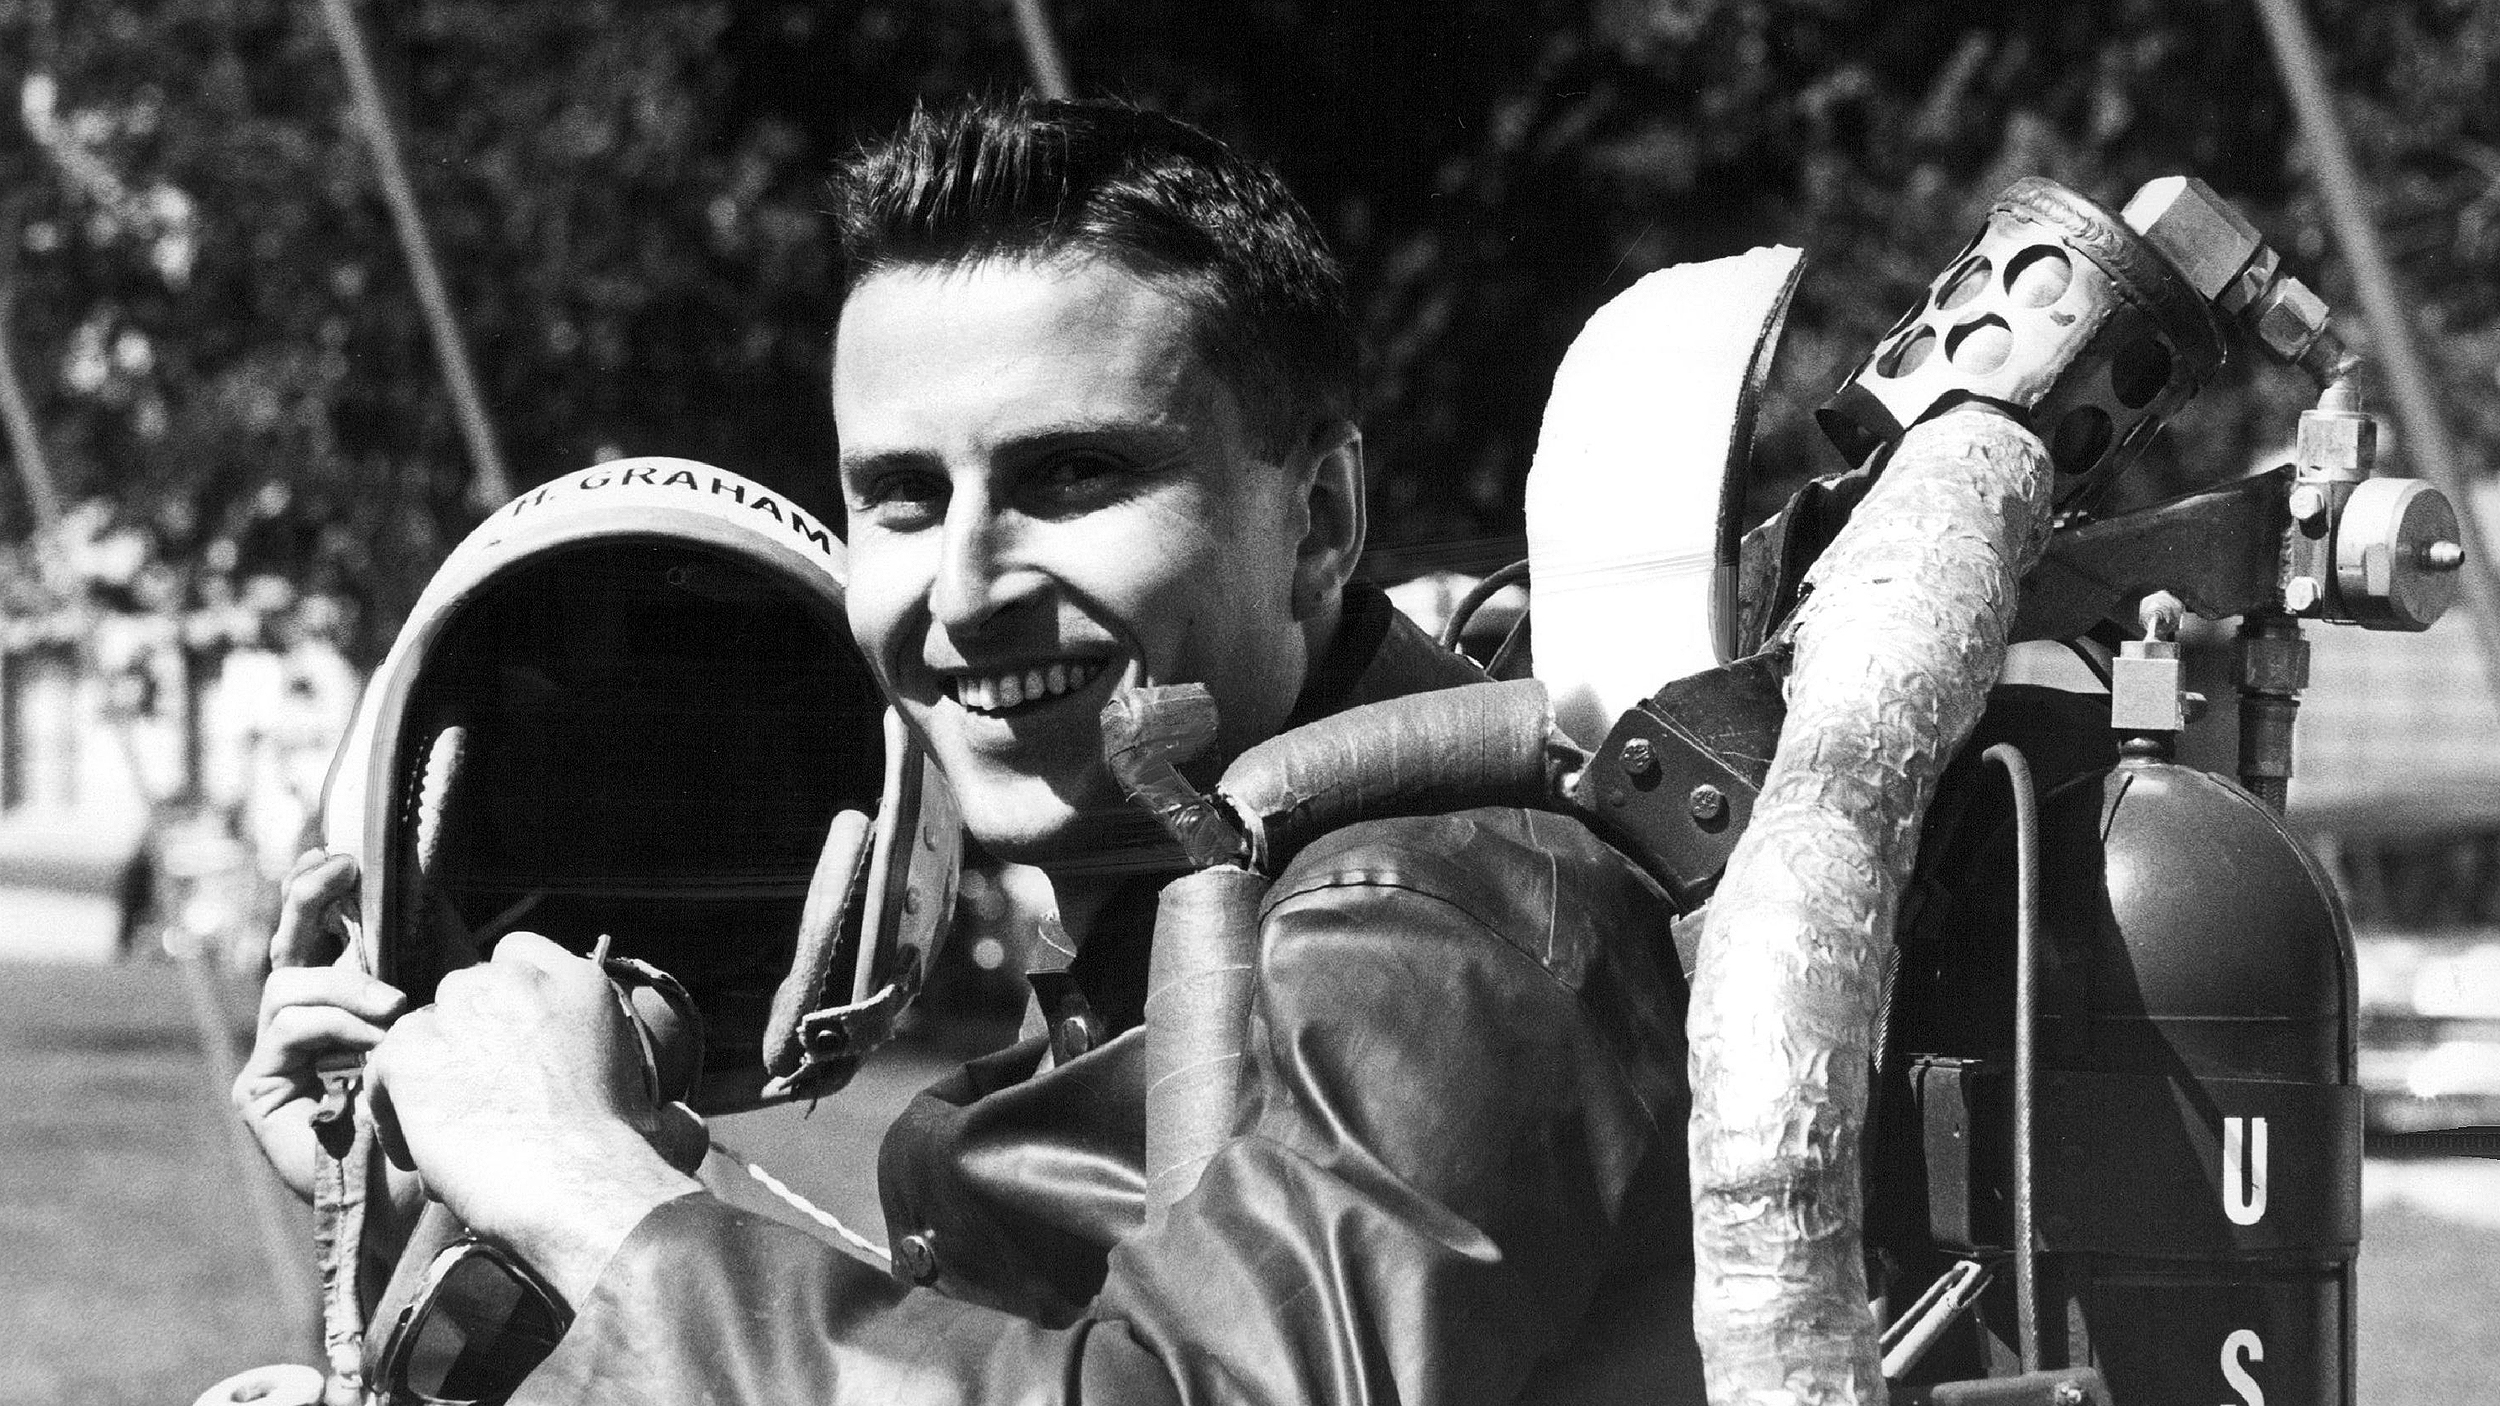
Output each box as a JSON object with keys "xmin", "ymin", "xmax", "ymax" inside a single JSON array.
[{"xmin": 950, "ymin": 659, "xmax": 1112, "ymax": 715}]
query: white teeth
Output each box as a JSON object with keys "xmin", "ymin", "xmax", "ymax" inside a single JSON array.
[{"xmin": 952, "ymin": 660, "xmax": 1106, "ymax": 713}]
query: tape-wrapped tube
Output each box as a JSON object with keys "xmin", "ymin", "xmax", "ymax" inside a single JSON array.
[
  {"xmin": 1688, "ymin": 406, "xmax": 2055, "ymax": 1404},
  {"xmin": 1143, "ymin": 866, "xmax": 1268, "ymax": 1223},
  {"xmin": 1221, "ymin": 677, "xmax": 1582, "ymax": 873}
]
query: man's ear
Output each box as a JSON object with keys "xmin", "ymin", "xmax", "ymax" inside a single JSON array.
[{"xmin": 1292, "ymin": 419, "xmax": 1366, "ymax": 622}]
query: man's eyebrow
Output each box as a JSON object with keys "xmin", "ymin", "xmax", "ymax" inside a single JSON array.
[
  {"xmin": 840, "ymin": 423, "xmax": 1195, "ymax": 481},
  {"xmin": 1002, "ymin": 423, "xmax": 1193, "ymax": 461}
]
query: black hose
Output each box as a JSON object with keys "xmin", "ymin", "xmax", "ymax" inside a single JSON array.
[{"xmin": 1983, "ymin": 742, "xmax": 2041, "ymax": 1374}]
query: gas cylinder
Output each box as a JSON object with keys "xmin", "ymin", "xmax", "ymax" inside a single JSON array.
[{"xmin": 1879, "ymin": 733, "xmax": 2361, "ymax": 1406}]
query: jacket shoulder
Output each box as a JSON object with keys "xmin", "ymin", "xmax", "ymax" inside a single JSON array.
[{"xmin": 1262, "ymin": 807, "xmax": 1675, "ymax": 988}]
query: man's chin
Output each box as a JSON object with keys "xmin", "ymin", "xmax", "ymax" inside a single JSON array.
[{"xmin": 962, "ymin": 799, "xmax": 1185, "ymax": 875}]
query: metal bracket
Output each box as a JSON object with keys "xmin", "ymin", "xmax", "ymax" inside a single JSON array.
[
  {"xmin": 760, "ymin": 950, "xmax": 922, "ymax": 1102},
  {"xmin": 2012, "ymin": 469, "xmax": 2290, "ymax": 642},
  {"xmin": 1573, "ymin": 652, "xmax": 1786, "ymax": 910}
]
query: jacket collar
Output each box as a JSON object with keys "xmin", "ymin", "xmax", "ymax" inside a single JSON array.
[{"xmin": 1283, "ymin": 581, "xmax": 1487, "ymax": 731}]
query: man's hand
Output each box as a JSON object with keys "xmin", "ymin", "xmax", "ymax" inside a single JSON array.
[
  {"xmin": 232, "ymin": 851, "xmax": 413, "ymax": 1203},
  {"xmin": 368, "ymin": 931, "xmax": 705, "ymax": 1306}
]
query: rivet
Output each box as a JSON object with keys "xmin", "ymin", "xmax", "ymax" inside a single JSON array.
[
  {"xmin": 1053, "ymin": 1015, "xmax": 1097, "ymax": 1063},
  {"xmin": 896, "ymin": 1231, "xmax": 941, "ymax": 1284},
  {"xmin": 2284, "ymin": 576, "xmax": 2322, "ymax": 612},
  {"xmin": 1620, "ymin": 737, "xmax": 1659, "ymax": 781}
]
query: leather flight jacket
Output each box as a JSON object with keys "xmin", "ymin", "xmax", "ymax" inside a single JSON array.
[{"xmin": 512, "ymin": 587, "xmax": 1705, "ymax": 1404}]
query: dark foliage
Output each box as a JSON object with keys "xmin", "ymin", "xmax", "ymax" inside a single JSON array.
[{"xmin": 0, "ymin": 0, "xmax": 2491, "ymax": 657}]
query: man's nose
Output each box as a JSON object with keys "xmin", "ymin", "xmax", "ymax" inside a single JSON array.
[{"xmin": 929, "ymin": 505, "xmax": 1042, "ymax": 633}]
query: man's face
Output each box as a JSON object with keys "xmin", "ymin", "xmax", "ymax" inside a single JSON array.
[{"xmin": 835, "ymin": 256, "xmax": 1321, "ymax": 865}]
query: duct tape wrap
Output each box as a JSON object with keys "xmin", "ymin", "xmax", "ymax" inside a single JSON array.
[
  {"xmin": 1220, "ymin": 678, "xmax": 1582, "ymax": 874},
  {"xmin": 1688, "ymin": 407, "xmax": 2055, "ymax": 1405},
  {"xmin": 1143, "ymin": 865, "xmax": 1268, "ymax": 1224},
  {"xmin": 1102, "ymin": 684, "xmax": 1249, "ymax": 868}
]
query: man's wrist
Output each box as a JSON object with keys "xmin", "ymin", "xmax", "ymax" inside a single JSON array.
[{"xmin": 470, "ymin": 1126, "xmax": 705, "ymax": 1308}]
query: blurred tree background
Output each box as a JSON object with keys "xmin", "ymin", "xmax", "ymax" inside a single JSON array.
[{"xmin": 0, "ymin": 0, "xmax": 2493, "ymax": 659}]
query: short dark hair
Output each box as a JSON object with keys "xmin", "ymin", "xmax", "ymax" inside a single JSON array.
[{"xmin": 828, "ymin": 96, "xmax": 1356, "ymax": 456}]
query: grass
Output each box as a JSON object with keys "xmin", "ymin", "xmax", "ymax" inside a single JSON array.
[{"xmin": 0, "ymin": 962, "xmax": 311, "ymax": 1405}]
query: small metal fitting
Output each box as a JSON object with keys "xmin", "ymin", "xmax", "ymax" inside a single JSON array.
[
  {"xmin": 896, "ymin": 1231, "xmax": 942, "ymax": 1285},
  {"xmin": 2124, "ymin": 176, "xmax": 2262, "ymax": 303},
  {"xmin": 2050, "ymin": 1382, "xmax": 2090, "ymax": 1406},
  {"xmin": 1620, "ymin": 737, "xmax": 1659, "ymax": 782},
  {"xmin": 2250, "ymin": 275, "xmax": 2337, "ymax": 368},
  {"xmin": 2295, "ymin": 398, "xmax": 2375, "ymax": 483},
  {"xmin": 2288, "ymin": 485, "xmax": 2327, "ymax": 524},
  {"xmin": 2111, "ymin": 639, "xmax": 2188, "ymax": 734},
  {"xmin": 2283, "ymin": 576, "xmax": 2322, "ymax": 613},
  {"xmin": 2238, "ymin": 624, "xmax": 2312, "ymax": 693},
  {"xmin": 2136, "ymin": 590, "xmax": 2184, "ymax": 643},
  {"xmin": 1687, "ymin": 784, "xmax": 1728, "ymax": 825},
  {"xmin": 2123, "ymin": 175, "xmax": 2354, "ymax": 385}
]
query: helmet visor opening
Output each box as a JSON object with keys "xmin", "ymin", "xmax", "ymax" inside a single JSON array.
[{"xmin": 386, "ymin": 538, "xmax": 888, "ymax": 1106}]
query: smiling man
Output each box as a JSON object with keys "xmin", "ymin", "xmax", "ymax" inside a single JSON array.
[
  {"xmin": 238, "ymin": 97, "xmax": 1703, "ymax": 1403},
  {"xmin": 833, "ymin": 253, "xmax": 1347, "ymax": 870}
]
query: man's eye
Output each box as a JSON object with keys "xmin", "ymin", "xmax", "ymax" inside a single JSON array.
[
  {"xmin": 853, "ymin": 473, "xmax": 947, "ymax": 529},
  {"xmin": 1024, "ymin": 453, "xmax": 1139, "ymax": 513}
]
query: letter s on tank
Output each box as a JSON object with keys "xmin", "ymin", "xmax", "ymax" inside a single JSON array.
[{"xmin": 2221, "ymin": 1327, "xmax": 2263, "ymax": 1406}]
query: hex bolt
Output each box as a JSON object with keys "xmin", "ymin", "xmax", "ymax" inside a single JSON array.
[
  {"xmin": 2283, "ymin": 576, "xmax": 2322, "ymax": 613},
  {"xmin": 2288, "ymin": 485, "xmax": 2326, "ymax": 524},
  {"xmin": 1620, "ymin": 737, "xmax": 1659, "ymax": 781},
  {"xmin": 1688, "ymin": 784, "xmax": 1728, "ymax": 825}
]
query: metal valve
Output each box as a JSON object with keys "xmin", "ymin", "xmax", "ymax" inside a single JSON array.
[
  {"xmin": 2268, "ymin": 379, "xmax": 2466, "ymax": 631},
  {"xmin": 2331, "ymin": 475, "xmax": 2464, "ymax": 628},
  {"xmin": 2121, "ymin": 176, "xmax": 2355, "ymax": 387}
]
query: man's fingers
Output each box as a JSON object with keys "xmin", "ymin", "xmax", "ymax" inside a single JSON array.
[
  {"xmin": 282, "ymin": 847, "xmax": 333, "ymax": 886},
  {"xmin": 256, "ymin": 963, "xmax": 406, "ymax": 1036},
  {"xmin": 365, "ymin": 1076, "xmax": 417, "ymax": 1173},
  {"xmin": 269, "ymin": 852, "xmax": 360, "ymax": 969},
  {"xmin": 240, "ymin": 1004, "xmax": 395, "ymax": 1081},
  {"xmin": 366, "ymin": 1008, "xmax": 451, "ymax": 1174}
]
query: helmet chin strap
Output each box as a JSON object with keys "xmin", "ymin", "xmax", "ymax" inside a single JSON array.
[
  {"xmin": 760, "ymin": 959, "xmax": 924, "ymax": 1104},
  {"xmin": 760, "ymin": 807, "xmax": 878, "ymax": 1098},
  {"xmin": 760, "ymin": 713, "xmax": 962, "ymax": 1102}
]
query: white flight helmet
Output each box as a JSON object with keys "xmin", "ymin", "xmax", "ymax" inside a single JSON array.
[{"xmin": 318, "ymin": 458, "xmax": 960, "ymax": 1109}]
